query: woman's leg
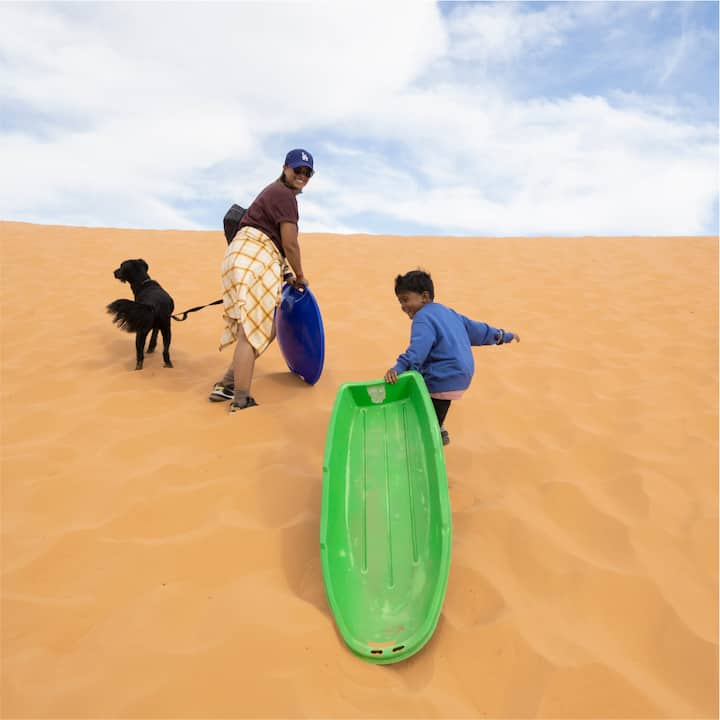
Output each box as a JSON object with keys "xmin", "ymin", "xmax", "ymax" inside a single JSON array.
[
  {"xmin": 219, "ymin": 367, "xmax": 234, "ymax": 387},
  {"xmin": 217, "ymin": 317, "xmax": 274, "ymax": 391},
  {"xmin": 231, "ymin": 325, "xmax": 256, "ymax": 403}
]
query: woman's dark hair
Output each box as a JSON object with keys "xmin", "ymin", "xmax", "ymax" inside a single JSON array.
[{"xmin": 394, "ymin": 270, "xmax": 434, "ymax": 301}]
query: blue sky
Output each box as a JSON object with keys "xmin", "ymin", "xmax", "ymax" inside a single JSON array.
[{"xmin": 0, "ymin": 1, "xmax": 717, "ymax": 236}]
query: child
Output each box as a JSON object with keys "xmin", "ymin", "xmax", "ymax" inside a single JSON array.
[{"xmin": 384, "ymin": 270, "xmax": 519, "ymax": 446}]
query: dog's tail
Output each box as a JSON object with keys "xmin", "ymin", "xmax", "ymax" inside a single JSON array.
[{"xmin": 107, "ymin": 299, "xmax": 154, "ymax": 333}]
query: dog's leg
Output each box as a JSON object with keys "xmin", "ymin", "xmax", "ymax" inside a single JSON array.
[
  {"xmin": 135, "ymin": 331, "xmax": 148, "ymax": 370},
  {"xmin": 147, "ymin": 328, "xmax": 159, "ymax": 354},
  {"xmin": 160, "ymin": 320, "xmax": 173, "ymax": 368}
]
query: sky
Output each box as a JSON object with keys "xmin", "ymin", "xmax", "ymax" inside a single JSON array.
[{"xmin": 0, "ymin": 1, "xmax": 718, "ymax": 237}]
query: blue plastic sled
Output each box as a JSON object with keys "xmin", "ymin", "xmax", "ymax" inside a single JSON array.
[{"xmin": 276, "ymin": 284, "xmax": 325, "ymax": 385}]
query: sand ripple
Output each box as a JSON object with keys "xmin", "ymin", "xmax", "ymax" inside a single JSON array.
[{"xmin": 2, "ymin": 224, "xmax": 716, "ymax": 718}]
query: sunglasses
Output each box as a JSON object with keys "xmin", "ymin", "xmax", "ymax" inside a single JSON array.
[{"xmin": 292, "ymin": 166, "xmax": 314, "ymax": 178}]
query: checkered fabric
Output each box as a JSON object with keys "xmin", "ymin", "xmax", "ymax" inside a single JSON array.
[{"xmin": 219, "ymin": 226, "xmax": 284, "ymax": 355}]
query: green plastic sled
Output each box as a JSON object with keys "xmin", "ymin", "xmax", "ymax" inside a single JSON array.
[{"xmin": 320, "ymin": 371, "xmax": 452, "ymax": 664}]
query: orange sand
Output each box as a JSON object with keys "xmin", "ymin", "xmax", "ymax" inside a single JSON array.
[{"xmin": 1, "ymin": 221, "xmax": 717, "ymax": 718}]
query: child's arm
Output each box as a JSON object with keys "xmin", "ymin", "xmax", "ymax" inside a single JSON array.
[
  {"xmin": 463, "ymin": 316, "xmax": 520, "ymax": 346},
  {"xmin": 385, "ymin": 316, "xmax": 435, "ymax": 383}
]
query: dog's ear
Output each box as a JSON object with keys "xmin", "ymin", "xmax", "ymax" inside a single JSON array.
[{"xmin": 138, "ymin": 259, "xmax": 149, "ymax": 272}]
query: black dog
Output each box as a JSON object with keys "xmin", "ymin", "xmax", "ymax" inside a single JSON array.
[{"xmin": 107, "ymin": 259, "xmax": 175, "ymax": 370}]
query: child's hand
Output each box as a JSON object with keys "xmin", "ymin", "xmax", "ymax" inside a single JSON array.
[{"xmin": 384, "ymin": 369, "xmax": 398, "ymax": 384}]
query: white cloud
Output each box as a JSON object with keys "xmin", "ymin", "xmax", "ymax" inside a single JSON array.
[
  {"xmin": 1, "ymin": 3, "xmax": 447, "ymax": 128},
  {"xmin": 0, "ymin": 2, "xmax": 446, "ymax": 227},
  {"xmin": 0, "ymin": 2, "xmax": 716, "ymax": 235},
  {"xmin": 311, "ymin": 90, "xmax": 717, "ymax": 236},
  {"xmin": 445, "ymin": 1, "xmax": 574, "ymax": 64}
]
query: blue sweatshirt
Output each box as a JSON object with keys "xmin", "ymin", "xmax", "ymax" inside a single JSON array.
[{"xmin": 393, "ymin": 302, "xmax": 513, "ymax": 393}]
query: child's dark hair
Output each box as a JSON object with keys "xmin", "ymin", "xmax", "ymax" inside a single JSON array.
[{"xmin": 394, "ymin": 270, "xmax": 434, "ymax": 301}]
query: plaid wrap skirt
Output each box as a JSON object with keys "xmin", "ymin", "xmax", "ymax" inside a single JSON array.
[{"xmin": 219, "ymin": 226, "xmax": 284, "ymax": 355}]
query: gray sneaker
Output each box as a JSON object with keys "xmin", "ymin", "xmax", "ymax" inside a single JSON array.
[
  {"xmin": 209, "ymin": 383, "xmax": 234, "ymax": 402},
  {"xmin": 229, "ymin": 397, "xmax": 258, "ymax": 413}
]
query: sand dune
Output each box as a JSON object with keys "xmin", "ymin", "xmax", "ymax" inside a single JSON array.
[{"xmin": 1, "ymin": 221, "xmax": 717, "ymax": 718}]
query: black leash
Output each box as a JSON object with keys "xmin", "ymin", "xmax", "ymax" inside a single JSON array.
[{"xmin": 172, "ymin": 298, "xmax": 223, "ymax": 322}]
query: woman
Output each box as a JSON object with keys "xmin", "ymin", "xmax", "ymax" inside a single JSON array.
[{"xmin": 209, "ymin": 148, "xmax": 314, "ymax": 412}]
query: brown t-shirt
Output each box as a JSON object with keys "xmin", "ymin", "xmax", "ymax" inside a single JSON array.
[{"xmin": 239, "ymin": 180, "xmax": 298, "ymax": 256}]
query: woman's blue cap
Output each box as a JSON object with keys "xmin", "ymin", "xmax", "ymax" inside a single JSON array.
[{"xmin": 285, "ymin": 148, "xmax": 314, "ymax": 169}]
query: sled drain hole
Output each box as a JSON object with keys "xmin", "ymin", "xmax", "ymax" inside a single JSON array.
[{"xmin": 369, "ymin": 645, "xmax": 405, "ymax": 656}]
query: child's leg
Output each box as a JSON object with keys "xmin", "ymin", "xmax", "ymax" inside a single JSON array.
[
  {"xmin": 431, "ymin": 398, "xmax": 451, "ymax": 446},
  {"xmin": 431, "ymin": 399, "xmax": 451, "ymax": 427}
]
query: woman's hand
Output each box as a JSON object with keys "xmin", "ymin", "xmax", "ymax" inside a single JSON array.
[
  {"xmin": 384, "ymin": 368, "xmax": 398, "ymax": 384},
  {"xmin": 290, "ymin": 274, "xmax": 308, "ymax": 291}
]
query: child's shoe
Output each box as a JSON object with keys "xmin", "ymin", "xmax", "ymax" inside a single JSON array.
[{"xmin": 441, "ymin": 429, "xmax": 450, "ymax": 446}]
